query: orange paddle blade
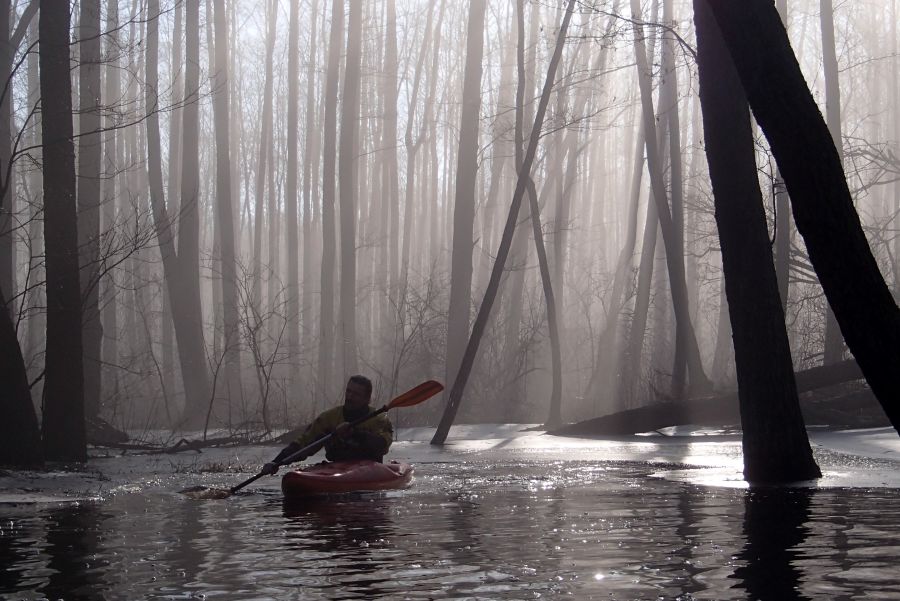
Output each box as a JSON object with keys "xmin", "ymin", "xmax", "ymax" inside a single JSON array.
[{"xmin": 387, "ymin": 380, "xmax": 444, "ymax": 409}]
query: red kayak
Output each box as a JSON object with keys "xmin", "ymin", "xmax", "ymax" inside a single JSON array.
[{"xmin": 281, "ymin": 460, "xmax": 414, "ymax": 497}]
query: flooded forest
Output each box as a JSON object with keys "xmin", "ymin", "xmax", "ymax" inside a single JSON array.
[{"xmin": 2, "ymin": 0, "xmax": 900, "ymax": 476}]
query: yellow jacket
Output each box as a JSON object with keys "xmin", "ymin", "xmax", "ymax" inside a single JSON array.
[{"xmin": 292, "ymin": 406, "xmax": 393, "ymax": 462}]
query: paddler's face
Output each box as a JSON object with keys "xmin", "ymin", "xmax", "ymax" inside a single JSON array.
[{"xmin": 344, "ymin": 381, "xmax": 370, "ymax": 410}]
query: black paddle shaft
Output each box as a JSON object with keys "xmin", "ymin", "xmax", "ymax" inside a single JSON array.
[{"xmin": 228, "ymin": 405, "xmax": 389, "ymax": 495}]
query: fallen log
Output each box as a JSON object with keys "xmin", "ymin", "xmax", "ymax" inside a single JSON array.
[{"xmin": 550, "ymin": 358, "xmax": 879, "ymax": 437}]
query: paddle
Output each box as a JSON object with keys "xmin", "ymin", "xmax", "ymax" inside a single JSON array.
[{"xmin": 182, "ymin": 380, "xmax": 443, "ymax": 499}]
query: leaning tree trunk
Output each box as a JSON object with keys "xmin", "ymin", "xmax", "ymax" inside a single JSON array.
[
  {"xmin": 695, "ymin": 0, "xmax": 820, "ymax": 483},
  {"xmin": 443, "ymin": 0, "xmax": 486, "ymax": 410},
  {"xmin": 40, "ymin": 0, "xmax": 86, "ymax": 462},
  {"xmin": 433, "ymin": 0, "xmax": 577, "ymax": 445},
  {"xmin": 630, "ymin": 0, "xmax": 710, "ymax": 395},
  {"xmin": 773, "ymin": 0, "xmax": 791, "ymax": 309},
  {"xmin": 706, "ymin": 0, "xmax": 900, "ymax": 435},
  {"xmin": 0, "ymin": 282, "xmax": 41, "ymax": 466}
]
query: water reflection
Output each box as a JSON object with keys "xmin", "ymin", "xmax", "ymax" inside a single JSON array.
[
  {"xmin": 282, "ymin": 496, "xmax": 396, "ymax": 598},
  {"xmin": 2, "ymin": 461, "xmax": 900, "ymax": 599},
  {"xmin": 40, "ymin": 502, "xmax": 110, "ymax": 601},
  {"xmin": 731, "ymin": 487, "xmax": 812, "ymax": 600}
]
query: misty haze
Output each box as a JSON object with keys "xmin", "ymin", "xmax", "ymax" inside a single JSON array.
[{"xmin": 1, "ymin": 0, "xmax": 900, "ymax": 599}]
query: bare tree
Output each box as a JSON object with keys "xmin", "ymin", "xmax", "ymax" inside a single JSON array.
[{"xmin": 433, "ymin": 0, "xmax": 577, "ymax": 445}]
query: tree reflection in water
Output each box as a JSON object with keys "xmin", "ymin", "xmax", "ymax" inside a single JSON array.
[{"xmin": 731, "ymin": 487, "xmax": 812, "ymax": 600}]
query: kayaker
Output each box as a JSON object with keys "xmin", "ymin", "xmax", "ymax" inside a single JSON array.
[{"xmin": 261, "ymin": 375, "xmax": 393, "ymax": 475}]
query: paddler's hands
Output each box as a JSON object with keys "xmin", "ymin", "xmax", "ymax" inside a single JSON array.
[
  {"xmin": 334, "ymin": 421, "xmax": 353, "ymax": 440},
  {"xmin": 261, "ymin": 462, "xmax": 279, "ymax": 476}
]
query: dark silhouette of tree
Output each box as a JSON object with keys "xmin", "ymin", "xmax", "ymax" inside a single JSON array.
[
  {"xmin": 706, "ymin": 0, "xmax": 900, "ymax": 436},
  {"xmin": 40, "ymin": 0, "xmax": 86, "ymax": 461},
  {"xmin": 694, "ymin": 0, "xmax": 820, "ymax": 482}
]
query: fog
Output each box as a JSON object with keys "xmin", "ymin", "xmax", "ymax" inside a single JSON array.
[{"xmin": 3, "ymin": 0, "xmax": 899, "ymax": 449}]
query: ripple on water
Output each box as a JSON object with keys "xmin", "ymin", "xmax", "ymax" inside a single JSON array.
[{"xmin": 1, "ymin": 460, "xmax": 899, "ymax": 599}]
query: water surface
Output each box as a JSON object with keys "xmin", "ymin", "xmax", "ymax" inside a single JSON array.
[{"xmin": 2, "ymin": 428, "xmax": 899, "ymax": 599}]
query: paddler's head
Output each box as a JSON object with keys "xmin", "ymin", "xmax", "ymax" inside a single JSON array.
[{"xmin": 344, "ymin": 375, "xmax": 373, "ymax": 416}]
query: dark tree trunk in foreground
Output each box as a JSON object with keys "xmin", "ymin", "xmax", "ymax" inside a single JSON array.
[
  {"xmin": 707, "ymin": 0, "xmax": 900, "ymax": 436},
  {"xmin": 78, "ymin": 0, "xmax": 103, "ymax": 421},
  {"xmin": 433, "ymin": 0, "xmax": 576, "ymax": 445},
  {"xmin": 0, "ymin": 282, "xmax": 41, "ymax": 465},
  {"xmin": 40, "ymin": 0, "xmax": 86, "ymax": 462},
  {"xmin": 695, "ymin": 0, "xmax": 820, "ymax": 483}
]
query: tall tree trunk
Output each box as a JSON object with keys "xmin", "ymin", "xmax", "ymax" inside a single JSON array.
[
  {"xmin": 379, "ymin": 0, "xmax": 399, "ymax": 346},
  {"xmin": 0, "ymin": 2, "xmax": 12, "ymax": 314},
  {"xmin": 893, "ymin": 0, "xmax": 900, "ymax": 296},
  {"xmin": 819, "ymin": 0, "xmax": 844, "ymax": 365},
  {"xmin": 23, "ymin": 15, "xmax": 43, "ymax": 382},
  {"xmin": 318, "ymin": 0, "xmax": 343, "ymax": 397},
  {"xmin": 285, "ymin": 0, "xmax": 301, "ymax": 390},
  {"xmin": 433, "ymin": 0, "xmax": 576, "ymax": 445},
  {"xmin": 253, "ymin": 0, "xmax": 277, "ymax": 308},
  {"xmin": 630, "ymin": 0, "xmax": 710, "ymax": 395},
  {"xmin": 443, "ymin": 0, "xmax": 486, "ymax": 411},
  {"xmin": 706, "ymin": 0, "xmax": 900, "ymax": 435},
  {"xmin": 101, "ymin": 0, "xmax": 120, "ymax": 401},
  {"xmin": 301, "ymin": 0, "xmax": 319, "ymax": 353},
  {"xmin": 212, "ymin": 0, "xmax": 241, "ymax": 408},
  {"xmin": 40, "ymin": 0, "xmax": 86, "ymax": 461},
  {"xmin": 695, "ymin": 0, "xmax": 820, "ymax": 483},
  {"xmin": 773, "ymin": 0, "xmax": 791, "ymax": 309},
  {"xmin": 177, "ymin": 0, "xmax": 212, "ymax": 425},
  {"xmin": 662, "ymin": 0, "xmax": 688, "ymax": 398},
  {"xmin": 78, "ymin": 0, "xmax": 103, "ymax": 421},
  {"xmin": 338, "ymin": 0, "xmax": 362, "ymax": 376},
  {"xmin": 163, "ymin": 0, "xmax": 183, "ymax": 401}
]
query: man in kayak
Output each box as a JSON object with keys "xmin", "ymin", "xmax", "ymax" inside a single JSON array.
[{"xmin": 261, "ymin": 375, "xmax": 393, "ymax": 475}]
